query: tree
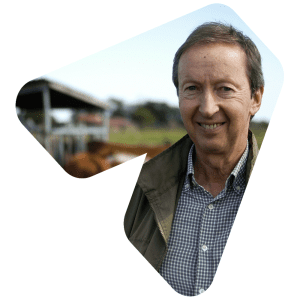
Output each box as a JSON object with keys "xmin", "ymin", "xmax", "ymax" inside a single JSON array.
[
  {"xmin": 108, "ymin": 98, "xmax": 127, "ymax": 117},
  {"xmin": 131, "ymin": 106, "xmax": 156, "ymax": 128}
]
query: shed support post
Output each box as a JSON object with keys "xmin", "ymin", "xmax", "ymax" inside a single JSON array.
[
  {"xmin": 104, "ymin": 110, "xmax": 111, "ymax": 141},
  {"xmin": 58, "ymin": 136, "xmax": 65, "ymax": 166},
  {"xmin": 42, "ymin": 86, "xmax": 52, "ymax": 154}
]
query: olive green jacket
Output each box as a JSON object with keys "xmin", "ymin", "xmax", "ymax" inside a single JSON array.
[{"xmin": 124, "ymin": 132, "xmax": 259, "ymax": 272}]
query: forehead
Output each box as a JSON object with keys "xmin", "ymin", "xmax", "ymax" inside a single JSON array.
[{"xmin": 178, "ymin": 43, "xmax": 248, "ymax": 81}]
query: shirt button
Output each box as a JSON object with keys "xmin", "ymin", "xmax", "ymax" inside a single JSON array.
[
  {"xmin": 199, "ymin": 288, "xmax": 205, "ymax": 294},
  {"xmin": 202, "ymin": 245, "xmax": 208, "ymax": 251},
  {"xmin": 208, "ymin": 204, "xmax": 214, "ymax": 210},
  {"xmin": 185, "ymin": 184, "xmax": 189, "ymax": 189},
  {"xmin": 236, "ymin": 186, "xmax": 241, "ymax": 191}
]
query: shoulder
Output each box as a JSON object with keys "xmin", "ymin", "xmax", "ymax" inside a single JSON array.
[
  {"xmin": 245, "ymin": 130, "xmax": 259, "ymax": 183},
  {"xmin": 137, "ymin": 134, "xmax": 193, "ymax": 194},
  {"xmin": 124, "ymin": 134, "xmax": 193, "ymax": 237}
]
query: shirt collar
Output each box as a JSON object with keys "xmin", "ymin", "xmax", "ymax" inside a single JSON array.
[
  {"xmin": 185, "ymin": 141, "xmax": 249, "ymax": 192},
  {"xmin": 230, "ymin": 140, "xmax": 249, "ymax": 179}
]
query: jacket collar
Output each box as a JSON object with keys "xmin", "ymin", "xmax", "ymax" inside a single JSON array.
[
  {"xmin": 137, "ymin": 131, "xmax": 259, "ymax": 243},
  {"xmin": 137, "ymin": 134, "xmax": 192, "ymax": 202},
  {"xmin": 138, "ymin": 131, "xmax": 258, "ymax": 195},
  {"xmin": 245, "ymin": 130, "xmax": 259, "ymax": 184}
]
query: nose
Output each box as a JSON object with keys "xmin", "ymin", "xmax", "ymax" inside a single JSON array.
[{"xmin": 198, "ymin": 89, "xmax": 219, "ymax": 118}]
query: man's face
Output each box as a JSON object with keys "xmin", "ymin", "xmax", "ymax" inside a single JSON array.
[{"xmin": 178, "ymin": 43, "xmax": 263, "ymax": 156}]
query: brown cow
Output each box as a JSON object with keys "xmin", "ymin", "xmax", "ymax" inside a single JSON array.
[{"xmin": 64, "ymin": 141, "xmax": 170, "ymax": 178}]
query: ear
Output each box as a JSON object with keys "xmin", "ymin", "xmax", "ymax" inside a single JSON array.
[{"xmin": 250, "ymin": 86, "xmax": 264, "ymax": 116}]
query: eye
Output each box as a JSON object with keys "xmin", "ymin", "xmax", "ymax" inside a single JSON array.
[
  {"xmin": 187, "ymin": 86, "xmax": 196, "ymax": 91},
  {"xmin": 221, "ymin": 86, "xmax": 233, "ymax": 92},
  {"xmin": 220, "ymin": 86, "xmax": 236, "ymax": 93}
]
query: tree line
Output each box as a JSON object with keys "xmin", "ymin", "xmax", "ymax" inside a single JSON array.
[
  {"xmin": 109, "ymin": 98, "xmax": 184, "ymax": 129},
  {"xmin": 109, "ymin": 98, "xmax": 269, "ymax": 130}
]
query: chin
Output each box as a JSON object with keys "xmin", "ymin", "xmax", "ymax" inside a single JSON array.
[
  {"xmin": 196, "ymin": 143, "xmax": 226, "ymax": 154},
  {"xmin": 190, "ymin": 134, "xmax": 227, "ymax": 154}
]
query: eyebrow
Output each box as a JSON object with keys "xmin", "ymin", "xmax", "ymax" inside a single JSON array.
[{"xmin": 179, "ymin": 76, "xmax": 240, "ymax": 88}]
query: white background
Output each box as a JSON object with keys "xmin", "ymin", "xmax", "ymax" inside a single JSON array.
[{"xmin": 1, "ymin": 1, "xmax": 299, "ymax": 299}]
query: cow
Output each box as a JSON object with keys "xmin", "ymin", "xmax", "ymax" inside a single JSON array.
[{"xmin": 64, "ymin": 141, "xmax": 170, "ymax": 178}]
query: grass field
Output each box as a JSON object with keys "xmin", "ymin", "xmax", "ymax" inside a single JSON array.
[
  {"xmin": 109, "ymin": 127, "xmax": 188, "ymax": 146},
  {"xmin": 109, "ymin": 127, "xmax": 267, "ymax": 149}
]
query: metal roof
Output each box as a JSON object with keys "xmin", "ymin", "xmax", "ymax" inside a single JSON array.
[{"xmin": 16, "ymin": 78, "xmax": 110, "ymax": 110}]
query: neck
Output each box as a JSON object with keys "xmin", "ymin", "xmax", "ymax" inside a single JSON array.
[{"xmin": 193, "ymin": 141, "xmax": 247, "ymax": 197}]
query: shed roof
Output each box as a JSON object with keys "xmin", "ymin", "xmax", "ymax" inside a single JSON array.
[{"xmin": 16, "ymin": 78, "xmax": 109, "ymax": 110}]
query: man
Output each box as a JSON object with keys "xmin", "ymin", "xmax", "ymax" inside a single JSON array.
[{"xmin": 124, "ymin": 22, "xmax": 264, "ymax": 296}]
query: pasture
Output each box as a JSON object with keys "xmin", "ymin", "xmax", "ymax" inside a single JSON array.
[
  {"xmin": 66, "ymin": 125, "xmax": 267, "ymax": 178},
  {"xmin": 109, "ymin": 127, "xmax": 267, "ymax": 149},
  {"xmin": 109, "ymin": 127, "xmax": 187, "ymax": 146}
]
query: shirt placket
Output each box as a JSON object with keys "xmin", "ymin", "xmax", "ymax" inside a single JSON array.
[{"xmin": 194, "ymin": 192, "xmax": 224, "ymax": 296}]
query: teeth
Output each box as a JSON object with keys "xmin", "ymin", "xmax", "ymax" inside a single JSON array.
[{"xmin": 200, "ymin": 123, "xmax": 222, "ymax": 129}]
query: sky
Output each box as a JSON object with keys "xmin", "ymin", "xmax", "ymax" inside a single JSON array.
[{"xmin": 44, "ymin": 4, "xmax": 283, "ymax": 123}]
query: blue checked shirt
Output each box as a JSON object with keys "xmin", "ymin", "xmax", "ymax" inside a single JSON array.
[{"xmin": 159, "ymin": 142, "xmax": 249, "ymax": 296}]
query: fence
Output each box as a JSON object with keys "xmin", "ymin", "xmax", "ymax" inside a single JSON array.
[{"xmin": 31, "ymin": 125, "xmax": 109, "ymax": 167}]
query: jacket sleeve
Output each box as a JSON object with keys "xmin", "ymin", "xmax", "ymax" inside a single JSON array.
[{"xmin": 124, "ymin": 183, "xmax": 145, "ymax": 239}]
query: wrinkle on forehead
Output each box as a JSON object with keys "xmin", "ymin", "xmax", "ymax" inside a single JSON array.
[
  {"xmin": 178, "ymin": 43, "xmax": 248, "ymax": 85},
  {"xmin": 181, "ymin": 43, "xmax": 246, "ymax": 63}
]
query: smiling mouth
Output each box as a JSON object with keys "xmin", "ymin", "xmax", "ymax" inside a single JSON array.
[{"xmin": 198, "ymin": 122, "xmax": 225, "ymax": 130}]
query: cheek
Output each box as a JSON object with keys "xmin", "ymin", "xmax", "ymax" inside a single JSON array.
[
  {"xmin": 179, "ymin": 98, "xmax": 196, "ymax": 115},
  {"xmin": 179, "ymin": 103, "xmax": 193, "ymax": 125},
  {"xmin": 221, "ymin": 101, "xmax": 250, "ymax": 123}
]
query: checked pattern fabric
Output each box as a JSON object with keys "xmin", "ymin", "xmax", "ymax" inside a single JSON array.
[{"xmin": 159, "ymin": 142, "xmax": 249, "ymax": 296}]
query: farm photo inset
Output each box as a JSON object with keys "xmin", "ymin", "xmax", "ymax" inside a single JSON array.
[{"xmin": 16, "ymin": 79, "xmax": 183, "ymax": 178}]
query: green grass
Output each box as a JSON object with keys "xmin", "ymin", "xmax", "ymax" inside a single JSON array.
[
  {"xmin": 109, "ymin": 126, "xmax": 267, "ymax": 149},
  {"xmin": 109, "ymin": 127, "xmax": 187, "ymax": 146}
]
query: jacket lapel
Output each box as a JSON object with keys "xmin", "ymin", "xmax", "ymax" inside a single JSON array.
[
  {"xmin": 137, "ymin": 131, "xmax": 258, "ymax": 244},
  {"xmin": 137, "ymin": 135, "xmax": 192, "ymax": 243}
]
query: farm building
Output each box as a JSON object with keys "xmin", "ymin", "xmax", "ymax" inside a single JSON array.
[
  {"xmin": 16, "ymin": 78, "xmax": 111, "ymax": 167},
  {"xmin": 110, "ymin": 116, "xmax": 138, "ymax": 132}
]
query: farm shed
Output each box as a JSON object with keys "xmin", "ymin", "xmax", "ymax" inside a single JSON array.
[{"xmin": 16, "ymin": 78, "xmax": 111, "ymax": 167}]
